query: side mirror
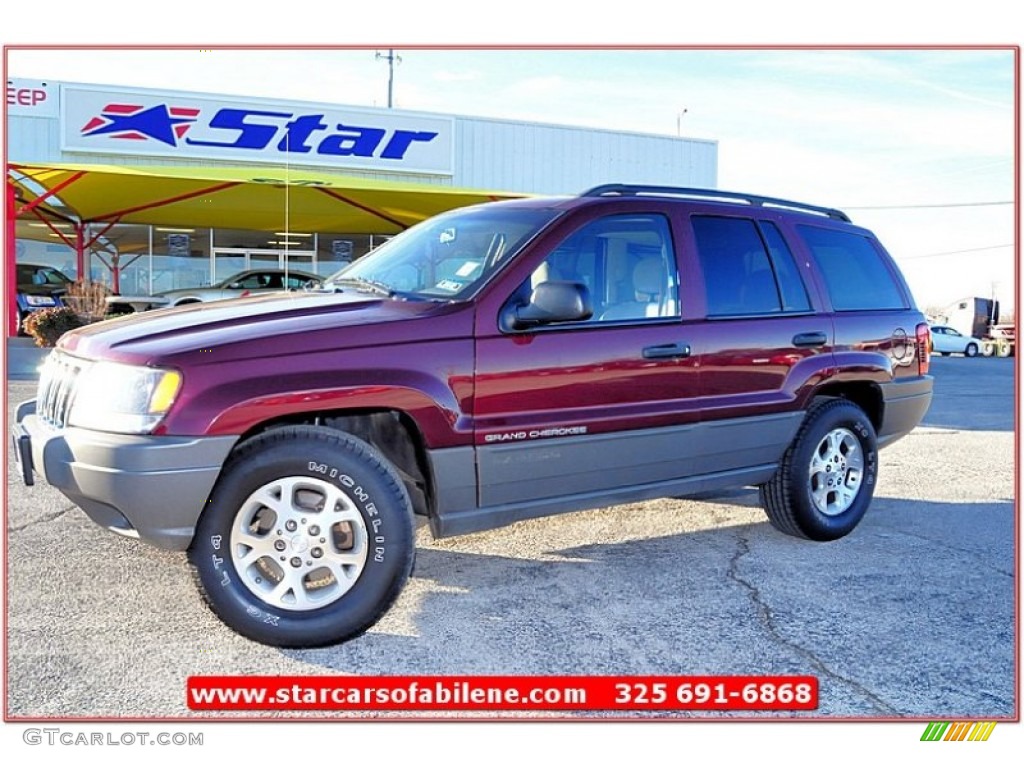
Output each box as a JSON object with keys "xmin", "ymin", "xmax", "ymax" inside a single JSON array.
[
  {"xmin": 227, "ymin": 282, "xmax": 243, "ymax": 290},
  {"xmin": 505, "ymin": 281, "xmax": 592, "ymax": 331}
]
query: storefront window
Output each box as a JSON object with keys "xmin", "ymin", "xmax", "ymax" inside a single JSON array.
[
  {"xmin": 316, "ymin": 233, "xmax": 386, "ymax": 276},
  {"xmin": 152, "ymin": 227, "xmax": 211, "ymax": 292},
  {"xmin": 213, "ymin": 228, "xmax": 317, "ymax": 281},
  {"xmin": 88, "ymin": 223, "xmax": 151, "ymax": 294},
  {"xmin": 13, "ymin": 221, "xmax": 77, "ymax": 279},
  {"xmin": 14, "ymin": 221, "xmax": 397, "ymax": 300}
]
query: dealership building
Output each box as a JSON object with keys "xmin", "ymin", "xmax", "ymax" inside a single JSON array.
[{"xmin": 6, "ymin": 77, "xmax": 717, "ymax": 335}]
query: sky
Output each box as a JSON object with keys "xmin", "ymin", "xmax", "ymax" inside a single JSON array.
[{"xmin": 6, "ymin": 46, "xmax": 1016, "ymax": 314}]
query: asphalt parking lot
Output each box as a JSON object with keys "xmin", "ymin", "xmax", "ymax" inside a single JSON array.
[{"xmin": 4, "ymin": 356, "xmax": 1016, "ymax": 719}]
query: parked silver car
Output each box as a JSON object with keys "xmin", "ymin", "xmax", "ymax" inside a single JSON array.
[{"xmin": 149, "ymin": 269, "xmax": 321, "ymax": 308}]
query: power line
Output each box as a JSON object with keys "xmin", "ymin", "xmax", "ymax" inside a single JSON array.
[
  {"xmin": 845, "ymin": 201, "xmax": 1012, "ymax": 211},
  {"xmin": 900, "ymin": 243, "xmax": 1014, "ymax": 260}
]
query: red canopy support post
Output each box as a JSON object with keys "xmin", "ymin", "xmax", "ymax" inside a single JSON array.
[
  {"xmin": 75, "ymin": 222, "xmax": 85, "ymax": 281},
  {"xmin": 7, "ymin": 176, "xmax": 18, "ymax": 336}
]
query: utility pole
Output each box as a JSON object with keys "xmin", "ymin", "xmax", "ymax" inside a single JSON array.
[{"xmin": 375, "ymin": 49, "xmax": 402, "ymax": 108}]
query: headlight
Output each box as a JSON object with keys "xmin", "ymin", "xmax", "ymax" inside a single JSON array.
[
  {"xmin": 25, "ymin": 295, "xmax": 57, "ymax": 306},
  {"xmin": 68, "ymin": 361, "xmax": 182, "ymax": 434}
]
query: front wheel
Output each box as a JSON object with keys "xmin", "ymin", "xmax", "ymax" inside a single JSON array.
[
  {"xmin": 188, "ymin": 426, "xmax": 415, "ymax": 647},
  {"xmin": 760, "ymin": 399, "xmax": 878, "ymax": 541},
  {"xmin": 964, "ymin": 342, "xmax": 979, "ymax": 357}
]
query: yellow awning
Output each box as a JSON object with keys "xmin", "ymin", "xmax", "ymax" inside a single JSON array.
[{"xmin": 10, "ymin": 162, "xmax": 528, "ymax": 234}]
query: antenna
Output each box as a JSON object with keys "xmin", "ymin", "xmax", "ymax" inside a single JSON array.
[{"xmin": 375, "ymin": 49, "xmax": 402, "ymax": 108}]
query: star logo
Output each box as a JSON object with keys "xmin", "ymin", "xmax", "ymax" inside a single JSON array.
[{"xmin": 81, "ymin": 103, "xmax": 201, "ymax": 146}]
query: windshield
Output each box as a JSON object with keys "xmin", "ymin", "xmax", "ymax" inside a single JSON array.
[
  {"xmin": 18, "ymin": 265, "xmax": 71, "ymax": 287},
  {"xmin": 325, "ymin": 206, "xmax": 559, "ymax": 299}
]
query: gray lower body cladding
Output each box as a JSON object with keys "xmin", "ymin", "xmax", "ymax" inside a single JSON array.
[
  {"xmin": 877, "ymin": 375, "xmax": 933, "ymax": 448},
  {"xmin": 429, "ymin": 411, "xmax": 804, "ymax": 538}
]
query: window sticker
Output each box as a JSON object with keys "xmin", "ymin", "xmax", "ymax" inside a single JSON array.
[{"xmin": 435, "ymin": 279, "xmax": 465, "ymax": 293}]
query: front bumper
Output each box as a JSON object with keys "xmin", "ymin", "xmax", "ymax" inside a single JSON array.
[{"xmin": 14, "ymin": 400, "xmax": 237, "ymax": 550}]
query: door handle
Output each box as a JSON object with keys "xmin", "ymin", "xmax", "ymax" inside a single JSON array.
[
  {"xmin": 792, "ymin": 331, "xmax": 828, "ymax": 348},
  {"xmin": 642, "ymin": 343, "xmax": 692, "ymax": 360}
]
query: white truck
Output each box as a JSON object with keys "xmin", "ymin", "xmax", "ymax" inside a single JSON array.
[{"xmin": 939, "ymin": 297, "xmax": 1015, "ymax": 357}]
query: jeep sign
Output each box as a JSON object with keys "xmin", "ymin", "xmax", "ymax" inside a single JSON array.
[
  {"xmin": 7, "ymin": 78, "xmax": 57, "ymax": 117},
  {"xmin": 60, "ymin": 85, "xmax": 454, "ymax": 175}
]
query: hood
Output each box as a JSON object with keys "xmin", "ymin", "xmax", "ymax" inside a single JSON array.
[
  {"xmin": 17, "ymin": 282, "xmax": 68, "ymax": 296},
  {"xmin": 59, "ymin": 290, "xmax": 472, "ymax": 366}
]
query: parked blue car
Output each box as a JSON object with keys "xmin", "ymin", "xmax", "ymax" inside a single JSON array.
[{"xmin": 16, "ymin": 263, "xmax": 72, "ymax": 333}]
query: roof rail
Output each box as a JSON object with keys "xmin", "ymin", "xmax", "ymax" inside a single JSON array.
[{"xmin": 581, "ymin": 184, "xmax": 851, "ymax": 223}]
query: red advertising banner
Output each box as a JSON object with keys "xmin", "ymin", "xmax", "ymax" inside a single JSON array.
[{"xmin": 187, "ymin": 675, "xmax": 818, "ymax": 712}]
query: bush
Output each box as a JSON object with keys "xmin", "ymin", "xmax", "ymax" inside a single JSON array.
[
  {"xmin": 21, "ymin": 306, "xmax": 85, "ymax": 348},
  {"xmin": 64, "ymin": 280, "xmax": 112, "ymax": 323}
]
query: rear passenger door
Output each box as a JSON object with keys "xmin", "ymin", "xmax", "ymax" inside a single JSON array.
[{"xmin": 686, "ymin": 214, "xmax": 831, "ymax": 473}]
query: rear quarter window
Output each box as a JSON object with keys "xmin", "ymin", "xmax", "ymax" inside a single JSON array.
[{"xmin": 797, "ymin": 225, "xmax": 907, "ymax": 311}]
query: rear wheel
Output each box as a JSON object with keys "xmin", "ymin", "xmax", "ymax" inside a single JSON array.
[
  {"xmin": 188, "ymin": 426, "xmax": 415, "ymax": 647},
  {"xmin": 760, "ymin": 399, "xmax": 878, "ymax": 541}
]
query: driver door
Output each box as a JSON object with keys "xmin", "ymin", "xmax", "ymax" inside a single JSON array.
[{"xmin": 472, "ymin": 211, "xmax": 702, "ymax": 508}]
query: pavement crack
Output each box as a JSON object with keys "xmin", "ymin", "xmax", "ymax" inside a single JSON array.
[
  {"xmin": 726, "ymin": 529, "xmax": 899, "ymax": 715},
  {"xmin": 8, "ymin": 505, "xmax": 76, "ymax": 533}
]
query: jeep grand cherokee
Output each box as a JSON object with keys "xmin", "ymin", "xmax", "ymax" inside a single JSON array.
[{"xmin": 14, "ymin": 185, "xmax": 933, "ymax": 647}]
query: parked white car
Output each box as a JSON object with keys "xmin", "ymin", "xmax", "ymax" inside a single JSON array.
[{"xmin": 930, "ymin": 325, "xmax": 982, "ymax": 357}]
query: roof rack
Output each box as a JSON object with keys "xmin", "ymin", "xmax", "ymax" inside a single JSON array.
[{"xmin": 581, "ymin": 184, "xmax": 851, "ymax": 223}]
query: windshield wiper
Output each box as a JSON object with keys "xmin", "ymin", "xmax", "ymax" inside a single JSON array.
[
  {"xmin": 329, "ymin": 277, "xmax": 395, "ymax": 297},
  {"xmin": 327, "ymin": 276, "xmax": 442, "ymax": 302}
]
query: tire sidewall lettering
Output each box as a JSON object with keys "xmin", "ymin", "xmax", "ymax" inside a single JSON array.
[
  {"xmin": 191, "ymin": 428, "xmax": 414, "ymax": 646},
  {"xmin": 790, "ymin": 403, "xmax": 879, "ymax": 540}
]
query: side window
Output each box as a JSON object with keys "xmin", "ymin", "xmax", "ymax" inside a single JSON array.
[
  {"xmin": 693, "ymin": 216, "xmax": 795, "ymax": 316},
  {"xmin": 797, "ymin": 225, "xmax": 907, "ymax": 311},
  {"xmin": 524, "ymin": 213, "xmax": 679, "ymax": 323},
  {"xmin": 758, "ymin": 222, "xmax": 811, "ymax": 312},
  {"xmin": 285, "ymin": 274, "xmax": 316, "ymax": 289},
  {"xmin": 236, "ymin": 274, "xmax": 264, "ymax": 288}
]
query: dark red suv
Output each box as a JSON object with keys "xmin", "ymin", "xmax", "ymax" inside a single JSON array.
[{"xmin": 14, "ymin": 185, "xmax": 933, "ymax": 647}]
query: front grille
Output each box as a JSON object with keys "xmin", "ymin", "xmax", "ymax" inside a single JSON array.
[{"xmin": 36, "ymin": 352, "xmax": 87, "ymax": 429}]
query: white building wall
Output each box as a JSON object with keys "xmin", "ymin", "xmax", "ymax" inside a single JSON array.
[
  {"xmin": 8, "ymin": 115, "xmax": 62, "ymax": 163},
  {"xmin": 455, "ymin": 117, "xmax": 717, "ymax": 195}
]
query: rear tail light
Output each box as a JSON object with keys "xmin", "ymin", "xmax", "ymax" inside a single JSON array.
[{"xmin": 916, "ymin": 323, "xmax": 931, "ymax": 375}]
